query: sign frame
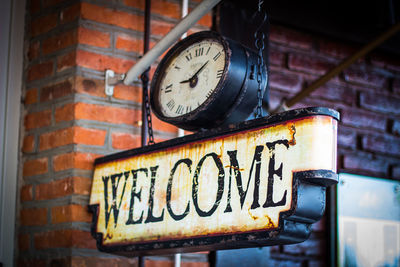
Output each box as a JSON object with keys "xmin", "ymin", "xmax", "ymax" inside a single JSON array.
[{"xmin": 89, "ymin": 107, "xmax": 340, "ymax": 256}]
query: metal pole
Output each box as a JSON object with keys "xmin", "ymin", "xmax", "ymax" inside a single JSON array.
[
  {"xmin": 124, "ymin": 0, "xmax": 222, "ymax": 85},
  {"xmin": 138, "ymin": 0, "xmax": 151, "ymax": 266},
  {"xmin": 273, "ymin": 22, "xmax": 400, "ymax": 113}
]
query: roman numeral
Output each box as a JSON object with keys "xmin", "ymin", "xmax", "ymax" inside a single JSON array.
[
  {"xmin": 174, "ymin": 65, "xmax": 181, "ymax": 70},
  {"xmin": 206, "ymin": 47, "xmax": 211, "ymax": 55},
  {"xmin": 213, "ymin": 51, "xmax": 221, "ymax": 61},
  {"xmin": 167, "ymin": 99, "xmax": 175, "ymax": 110},
  {"xmin": 206, "ymin": 90, "xmax": 213, "ymax": 98},
  {"xmin": 216, "ymin": 69, "xmax": 223, "ymax": 79},
  {"xmin": 164, "ymin": 84, "xmax": 172, "ymax": 93},
  {"xmin": 185, "ymin": 53, "xmax": 192, "ymax": 61},
  {"xmin": 186, "ymin": 106, "xmax": 192, "ymax": 113},
  {"xmin": 176, "ymin": 105, "xmax": 184, "ymax": 115},
  {"xmin": 195, "ymin": 48, "xmax": 204, "ymax": 57}
]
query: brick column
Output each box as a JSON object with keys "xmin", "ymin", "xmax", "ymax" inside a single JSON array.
[{"xmin": 18, "ymin": 0, "xmax": 211, "ymax": 266}]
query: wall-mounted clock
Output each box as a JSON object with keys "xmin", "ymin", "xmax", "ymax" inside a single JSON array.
[{"xmin": 150, "ymin": 31, "xmax": 268, "ymax": 131}]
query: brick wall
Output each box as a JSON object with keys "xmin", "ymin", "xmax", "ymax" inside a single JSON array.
[
  {"xmin": 18, "ymin": 0, "xmax": 400, "ymax": 267},
  {"xmin": 19, "ymin": 0, "xmax": 210, "ymax": 266},
  {"xmin": 267, "ymin": 25, "xmax": 400, "ymax": 266}
]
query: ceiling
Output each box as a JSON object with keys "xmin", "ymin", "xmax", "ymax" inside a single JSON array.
[{"xmin": 219, "ymin": 0, "xmax": 400, "ymax": 56}]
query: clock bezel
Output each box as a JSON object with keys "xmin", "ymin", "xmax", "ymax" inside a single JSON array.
[{"xmin": 150, "ymin": 31, "xmax": 248, "ymax": 130}]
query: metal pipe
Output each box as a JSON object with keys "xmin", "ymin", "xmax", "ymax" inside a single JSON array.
[
  {"xmin": 123, "ymin": 0, "xmax": 222, "ymax": 85},
  {"xmin": 139, "ymin": 1, "xmax": 151, "ymax": 265},
  {"xmin": 283, "ymin": 22, "xmax": 400, "ymax": 109}
]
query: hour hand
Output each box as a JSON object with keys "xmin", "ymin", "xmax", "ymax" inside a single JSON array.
[{"xmin": 180, "ymin": 79, "xmax": 191, "ymax": 84}]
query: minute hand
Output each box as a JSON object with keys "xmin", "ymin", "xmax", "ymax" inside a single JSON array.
[{"xmin": 191, "ymin": 60, "xmax": 209, "ymax": 79}]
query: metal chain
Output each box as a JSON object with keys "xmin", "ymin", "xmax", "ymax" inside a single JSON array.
[
  {"xmin": 254, "ymin": 0, "xmax": 267, "ymax": 118},
  {"xmin": 141, "ymin": 70, "xmax": 155, "ymax": 145}
]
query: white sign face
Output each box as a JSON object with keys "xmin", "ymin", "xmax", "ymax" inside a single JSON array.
[{"xmin": 89, "ymin": 109, "xmax": 338, "ymax": 254}]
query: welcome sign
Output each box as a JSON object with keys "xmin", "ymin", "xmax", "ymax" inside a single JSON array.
[{"xmin": 89, "ymin": 107, "xmax": 339, "ymax": 256}]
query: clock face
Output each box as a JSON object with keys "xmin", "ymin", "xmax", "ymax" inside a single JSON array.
[{"xmin": 156, "ymin": 39, "xmax": 226, "ymax": 118}]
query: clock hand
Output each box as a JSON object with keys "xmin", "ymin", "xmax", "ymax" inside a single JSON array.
[
  {"xmin": 179, "ymin": 60, "xmax": 209, "ymax": 85},
  {"xmin": 191, "ymin": 60, "xmax": 209, "ymax": 79}
]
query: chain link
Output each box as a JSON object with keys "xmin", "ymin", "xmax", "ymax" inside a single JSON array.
[
  {"xmin": 141, "ymin": 70, "xmax": 155, "ymax": 145},
  {"xmin": 254, "ymin": 0, "xmax": 267, "ymax": 118}
]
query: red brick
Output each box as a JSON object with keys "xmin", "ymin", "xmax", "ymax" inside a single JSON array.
[
  {"xmin": 78, "ymin": 27, "xmax": 110, "ymax": 48},
  {"xmin": 36, "ymin": 177, "xmax": 92, "ymax": 200},
  {"xmin": 116, "ymin": 34, "xmax": 143, "ymax": 53},
  {"xmin": 39, "ymin": 128, "xmax": 73, "ymax": 151},
  {"xmin": 28, "ymin": 41, "xmax": 40, "ymax": 60},
  {"xmin": 71, "ymin": 257, "xmax": 137, "ymax": 267},
  {"xmin": 51, "ymin": 204, "xmax": 91, "ymax": 223},
  {"xmin": 81, "ymin": 3, "xmax": 143, "ymax": 32},
  {"xmin": 270, "ymin": 25, "xmax": 313, "ymax": 50},
  {"xmin": 57, "ymin": 50, "xmax": 76, "ymax": 72},
  {"xmin": 343, "ymin": 67, "xmax": 388, "ymax": 88},
  {"xmin": 269, "ymin": 70, "xmax": 303, "ymax": 93},
  {"xmin": 114, "ymin": 84, "xmax": 141, "ymax": 102},
  {"xmin": 60, "ymin": 3, "xmax": 80, "ymax": 24},
  {"xmin": 34, "ymin": 229, "xmax": 96, "ymax": 249},
  {"xmin": 111, "ymin": 132, "xmax": 141, "ymax": 150},
  {"xmin": 30, "ymin": 0, "xmax": 41, "ymax": 14},
  {"xmin": 151, "ymin": 20, "xmax": 174, "ymax": 36},
  {"xmin": 362, "ymin": 135, "xmax": 400, "ymax": 157},
  {"xmin": 74, "ymin": 102, "xmax": 140, "ymax": 125},
  {"xmin": 76, "ymin": 50, "xmax": 135, "ymax": 73},
  {"xmin": 40, "ymin": 79, "xmax": 74, "ymax": 102},
  {"xmin": 55, "ymin": 103, "xmax": 74, "ymax": 123},
  {"xmin": 22, "ymin": 135, "xmax": 35, "ymax": 153},
  {"xmin": 288, "ymin": 53, "xmax": 335, "ymax": 75},
  {"xmin": 19, "ymin": 234, "xmax": 30, "ymax": 251},
  {"xmin": 75, "ymin": 76, "xmax": 105, "ymax": 98},
  {"xmin": 17, "ymin": 258, "xmax": 46, "ymax": 267},
  {"xmin": 25, "ymin": 88, "xmax": 38, "ymax": 105},
  {"xmin": 310, "ymin": 82, "xmax": 354, "ymax": 105},
  {"xmin": 146, "ymin": 261, "xmax": 208, "ymax": 267},
  {"xmin": 341, "ymin": 109, "xmax": 386, "ymax": 131},
  {"xmin": 152, "ymin": 115, "xmax": 178, "ymax": 134},
  {"xmin": 319, "ymin": 39, "xmax": 358, "ymax": 59},
  {"xmin": 370, "ymin": 53, "xmax": 400, "ymax": 73},
  {"xmin": 73, "ymin": 127, "xmax": 107, "ymax": 146},
  {"xmin": 20, "ymin": 185, "xmax": 33, "ymax": 202},
  {"xmin": 269, "ymin": 49, "xmax": 286, "ymax": 66},
  {"xmin": 31, "ymin": 13, "xmax": 58, "ymax": 37},
  {"xmin": 125, "ymin": 0, "xmax": 180, "ymax": 19},
  {"xmin": 24, "ymin": 109, "xmax": 52, "ymax": 130},
  {"xmin": 343, "ymin": 154, "xmax": 388, "ymax": 176},
  {"xmin": 27, "ymin": 60, "xmax": 54, "ymax": 81},
  {"xmin": 359, "ymin": 92, "xmax": 400, "ymax": 115},
  {"xmin": 53, "ymin": 152, "xmax": 101, "ymax": 172},
  {"xmin": 43, "ymin": 0, "xmax": 66, "ymax": 8},
  {"xmin": 338, "ymin": 126, "xmax": 356, "ymax": 150},
  {"xmin": 23, "ymin": 157, "xmax": 48, "ymax": 177},
  {"xmin": 42, "ymin": 30, "xmax": 77, "ymax": 55},
  {"xmin": 20, "ymin": 207, "xmax": 47, "ymax": 226},
  {"xmin": 197, "ymin": 13, "xmax": 212, "ymax": 28}
]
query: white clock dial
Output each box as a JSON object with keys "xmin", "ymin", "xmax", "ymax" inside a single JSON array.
[{"xmin": 157, "ymin": 39, "xmax": 226, "ymax": 118}]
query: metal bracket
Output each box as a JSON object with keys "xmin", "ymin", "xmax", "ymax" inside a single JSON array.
[{"xmin": 105, "ymin": 70, "xmax": 126, "ymax": 96}]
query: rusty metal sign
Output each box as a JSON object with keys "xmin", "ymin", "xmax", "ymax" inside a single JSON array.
[{"xmin": 89, "ymin": 107, "xmax": 339, "ymax": 256}]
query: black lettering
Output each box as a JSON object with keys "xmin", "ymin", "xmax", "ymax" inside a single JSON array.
[
  {"xmin": 126, "ymin": 168, "xmax": 147, "ymax": 225},
  {"xmin": 166, "ymin": 99, "xmax": 175, "ymax": 110},
  {"xmin": 192, "ymin": 153, "xmax": 225, "ymax": 217},
  {"xmin": 213, "ymin": 51, "xmax": 221, "ymax": 61},
  {"xmin": 224, "ymin": 146, "xmax": 264, "ymax": 212},
  {"xmin": 145, "ymin": 166, "xmax": 165, "ymax": 223},
  {"xmin": 195, "ymin": 47, "xmax": 204, "ymax": 57},
  {"xmin": 165, "ymin": 84, "xmax": 172, "ymax": 93},
  {"xmin": 102, "ymin": 171, "xmax": 129, "ymax": 228},
  {"xmin": 186, "ymin": 53, "xmax": 192, "ymax": 61},
  {"xmin": 216, "ymin": 69, "xmax": 223, "ymax": 79},
  {"xmin": 176, "ymin": 105, "xmax": 184, "ymax": 115},
  {"xmin": 263, "ymin": 140, "xmax": 289, "ymax": 208},
  {"xmin": 167, "ymin": 159, "xmax": 192, "ymax": 221}
]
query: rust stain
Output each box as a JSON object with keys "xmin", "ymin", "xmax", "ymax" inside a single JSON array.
[
  {"xmin": 247, "ymin": 208, "xmax": 259, "ymax": 220},
  {"xmin": 288, "ymin": 124, "xmax": 296, "ymax": 146},
  {"xmin": 225, "ymin": 165, "xmax": 245, "ymax": 171},
  {"xmin": 265, "ymin": 215, "xmax": 275, "ymax": 229}
]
